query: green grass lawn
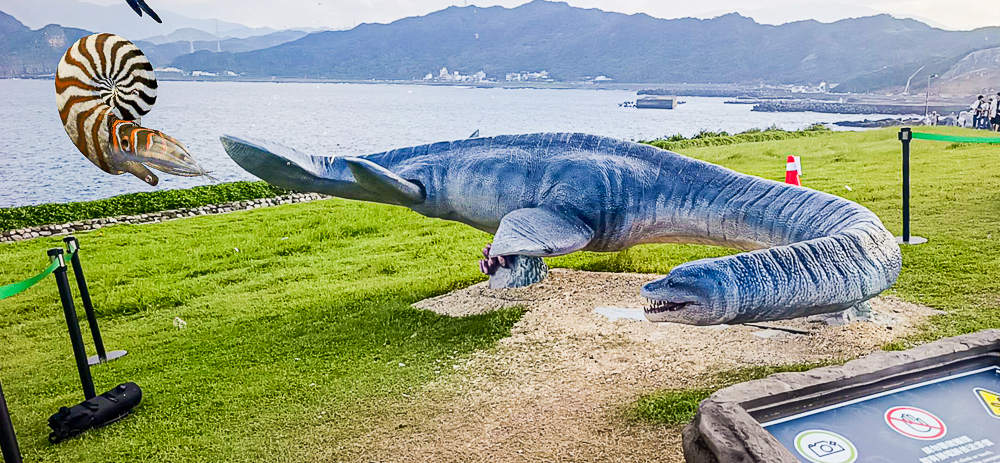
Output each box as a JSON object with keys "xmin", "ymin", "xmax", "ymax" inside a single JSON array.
[
  {"xmin": 0, "ymin": 201, "xmax": 524, "ymax": 462},
  {"xmin": 626, "ymin": 362, "xmax": 838, "ymax": 426},
  {"xmin": 1, "ymin": 126, "xmax": 999, "ymax": 460}
]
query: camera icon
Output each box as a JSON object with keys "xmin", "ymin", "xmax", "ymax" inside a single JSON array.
[{"xmin": 807, "ymin": 440, "xmax": 846, "ymax": 458}]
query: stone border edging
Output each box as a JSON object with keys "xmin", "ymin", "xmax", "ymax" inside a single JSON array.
[
  {"xmin": 0, "ymin": 192, "xmax": 329, "ymax": 243},
  {"xmin": 682, "ymin": 329, "xmax": 1000, "ymax": 462}
]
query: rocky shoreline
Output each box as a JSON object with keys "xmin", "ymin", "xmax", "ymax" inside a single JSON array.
[
  {"xmin": 751, "ymin": 100, "xmax": 968, "ymax": 115},
  {"xmin": 833, "ymin": 117, "xmax": 926, "ymax": 128},
  {"xmin": 0, "ymin": 192, "xmax": 329, "ymax": 244}
]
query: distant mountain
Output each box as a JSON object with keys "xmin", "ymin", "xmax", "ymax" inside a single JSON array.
[
  {"xmin": 0, "ymin": 10, "xmax": 89, "ymax": 76},
  {"xmin": 0, "ymin": 8, "xmax": 308, "ymax": 75},
  {"xmin": 213, "ymin": 30, "xmax": 309, "ymax": 53},
  {"xmin": 700, "ymin": 3, "xmax": 954, "ymax": 30},
  {"xmin": 141, "ymin": 27, "xmax": 222, "ymax": 45},
  {"xmin": 296, "ymin": 26, "xmax": 349, "ymax": 34},
  {"xmin": 938, "ymin": 48, "xmax": 1000, "ymax": 96},
  {"xmin": 171, "ymin": 0, "xmax": 1000, "ymax": 89},
  {"xmin": 137, "ymin": 30, "xmax": 310, "ymax": 68},
  {"xmin": 0, "ymin": 0, "xmax": 271, "ymax": 43}
]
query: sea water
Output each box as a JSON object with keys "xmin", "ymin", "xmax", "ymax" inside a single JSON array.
[{"xmin": 0, "ymin": 79, "xmax": 896, "ymax": 207}]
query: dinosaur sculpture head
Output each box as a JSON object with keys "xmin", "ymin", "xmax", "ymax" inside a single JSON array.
[{"xmin": 640, "ymin": 260, "xmax": 734, "ymax": 325}]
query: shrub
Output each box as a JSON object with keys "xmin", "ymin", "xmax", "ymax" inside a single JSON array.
[
  {"xmin": 0, "ymin": 182, "xmax": 289, "ymax": 232},
  {"xmin": 642, "ymin": 125, "xmax": 830, "ymax": 151}
]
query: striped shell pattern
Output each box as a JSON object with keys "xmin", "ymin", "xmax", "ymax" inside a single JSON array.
[{"xmin": 56, "ymin": 33, "xmax": 157, "ymax": 175}]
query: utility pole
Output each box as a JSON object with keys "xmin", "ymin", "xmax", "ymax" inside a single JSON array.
[{"xmin": 925, "ymin": 74, "xmax": 938, "ymax": 117}]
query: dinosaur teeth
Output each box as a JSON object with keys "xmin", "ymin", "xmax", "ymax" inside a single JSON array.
[{"xmin": 645, "ymin": 299, "xmax": 692, "ymax": 314}]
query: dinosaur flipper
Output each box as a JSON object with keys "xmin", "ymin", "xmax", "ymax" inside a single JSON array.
[
  {"xmin": 221, "ymin": 135, "xmax": 341, "ymax": 191},
  {"xmin": 344, "ymin": 157, "xmax": 425, "ymax": 206},
  {"xmin": 126, "ymin": 0, "xmax": 143, "ymax": 16},
  {"xmin": 489, "ymin": 208, "xmax": 594, "ymax": 257},
  {"xmin": 134, "ymin": 0, "xmax": 161, "ymax": 22}
]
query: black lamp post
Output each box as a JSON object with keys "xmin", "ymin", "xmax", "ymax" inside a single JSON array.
[{"xmin": 925, "ymin": 74, "xmax": 939, "ymax": 117}]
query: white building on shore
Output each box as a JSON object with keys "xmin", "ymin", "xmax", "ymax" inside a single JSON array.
[
  {"xmin": 424, "ymin": 67, "xmax": 488, "ymax": 82},
  {"xmin": 154, "ymin": 67, "xmax": 185, "ymax": 75},
  {"xmin": 505, "ymin": 70, "xmax": 552, "ymax": 82}
]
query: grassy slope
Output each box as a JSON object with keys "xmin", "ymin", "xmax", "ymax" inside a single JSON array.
[
  {"xmin": 0, "ymin": 200, "xmax": 522, "ymax": 462},
  {"xmin": 1, "ymin": 127, "xmax": 998, "ymax": 458}
]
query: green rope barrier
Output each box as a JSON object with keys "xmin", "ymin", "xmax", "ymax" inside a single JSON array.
[
  {"xmin": 0, "ymin": 250, "xmax": 75, "ymax": 301},
  {"xmin": 912, "ymin": 132, "xmax": 1000, "ymax": 144}
]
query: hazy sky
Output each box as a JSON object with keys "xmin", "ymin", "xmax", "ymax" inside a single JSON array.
[{"xmin": 80, "ymin": 0, "xmax": 997, "ymax": 31}]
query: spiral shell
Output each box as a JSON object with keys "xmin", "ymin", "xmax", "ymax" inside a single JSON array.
[{"xmin": 55, "ymin": 33, "xmax": 157, "ymax": 174}]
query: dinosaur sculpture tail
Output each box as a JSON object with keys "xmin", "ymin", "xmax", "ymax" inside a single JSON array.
[{"xmin": 220, "ymin": 135, "xmax": 425, "ymax": 206}]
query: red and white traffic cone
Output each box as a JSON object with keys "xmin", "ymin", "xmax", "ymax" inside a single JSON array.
[{"xmin": 785, "ymin": 155, "xmax": 801, "ymax": 186}]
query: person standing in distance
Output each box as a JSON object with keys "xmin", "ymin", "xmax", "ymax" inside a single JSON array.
[
  {"xmin": 971, "ymin": 95, "xmax": 985, "ymax": 129},
  {"xmin": 989, "ymin": 95, "xmax": 999, "ymax": 131},
  {"xmin": 992, "ymin": 93, "xmax": 1000, "ymax": 131}
]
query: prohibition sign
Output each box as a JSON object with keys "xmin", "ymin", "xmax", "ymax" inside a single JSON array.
[{"xmin": 884, "ymin": 406, "xmax": 947, "ymax": 440}]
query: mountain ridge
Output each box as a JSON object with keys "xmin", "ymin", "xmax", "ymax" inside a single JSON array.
[
  {"xmin": 0, "ymin": 0, "xmax": 270, "ymax": 42},
  {"xmin": 170, "ymin": 1, "xmax": 1000, "ymax": 88},
  {"xmin": 137, "ymin": 30, "xmax": 310, "ymax": 67},
  {"xmin": 0, "ymin": 10, "xmax": 89, "ymax": 77},
  {"xmin": 0, "ymin": 10, "xmax": 310, "ymax": 74},
  {"xmin": 5, "ymin": 0, "xmax": 1000, "ymax": 92}
]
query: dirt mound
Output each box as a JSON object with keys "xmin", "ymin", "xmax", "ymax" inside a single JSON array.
[{"xmin": 346, "ymin": 269, "xmax": 939, "ymax": 462}]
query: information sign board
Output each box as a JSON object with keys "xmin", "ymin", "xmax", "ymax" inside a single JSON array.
[{"xmin": 764, "ymin": 367, "xmax": 1000, "ymax": 463}]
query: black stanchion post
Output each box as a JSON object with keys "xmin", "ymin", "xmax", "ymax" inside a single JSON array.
[
  {"xmin": 902, "ymin": 128, "xmax": 911, "ymax": 240},
  {"xmin": 0, "ymin": 379, "xmax": 23, "ymax": 463},
  {"xmin": 63, "ymin": 236, "xmax": 127, "ymax": 365},
  {"xmin": 896, "ymin": 128, "xmax": 927, "ymax": 245},
  {"xmin": 48, "ymin": 248, "xmax": 97, "ymax": 400}
]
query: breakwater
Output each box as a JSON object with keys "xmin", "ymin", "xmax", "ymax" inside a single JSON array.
[
  {"xmin": 833, "ymin": 118, "xmax": 924, "ymax": 128},
  {"xmin": 751, "ymin": 101, "xmax": 969, "ymax": 115},
  {"xmin": 0, "ymin": 192, "xmax": 328, "ymax": 243},
  {"xmin": 639, "ymin": 88, "xmax": 797, "ymax": 98},
  {"xmin": 639, "ymin": 88, "xmax": 846, "ymax": 100}
]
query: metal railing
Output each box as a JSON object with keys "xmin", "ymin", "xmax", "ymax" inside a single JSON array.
[{"xmin": 0, "ymin": 236, "xmax": 130, "ymax": 462}]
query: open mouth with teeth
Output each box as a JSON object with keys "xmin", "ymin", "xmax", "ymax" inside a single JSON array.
[{"xmin": 645, "ymin": 299, "xmax": 695, "ymax": 314}]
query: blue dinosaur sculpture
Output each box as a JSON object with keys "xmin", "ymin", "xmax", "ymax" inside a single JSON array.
[{"xmin": 219, "ymin": 133, "xmax": 901, "ymax": 326}]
